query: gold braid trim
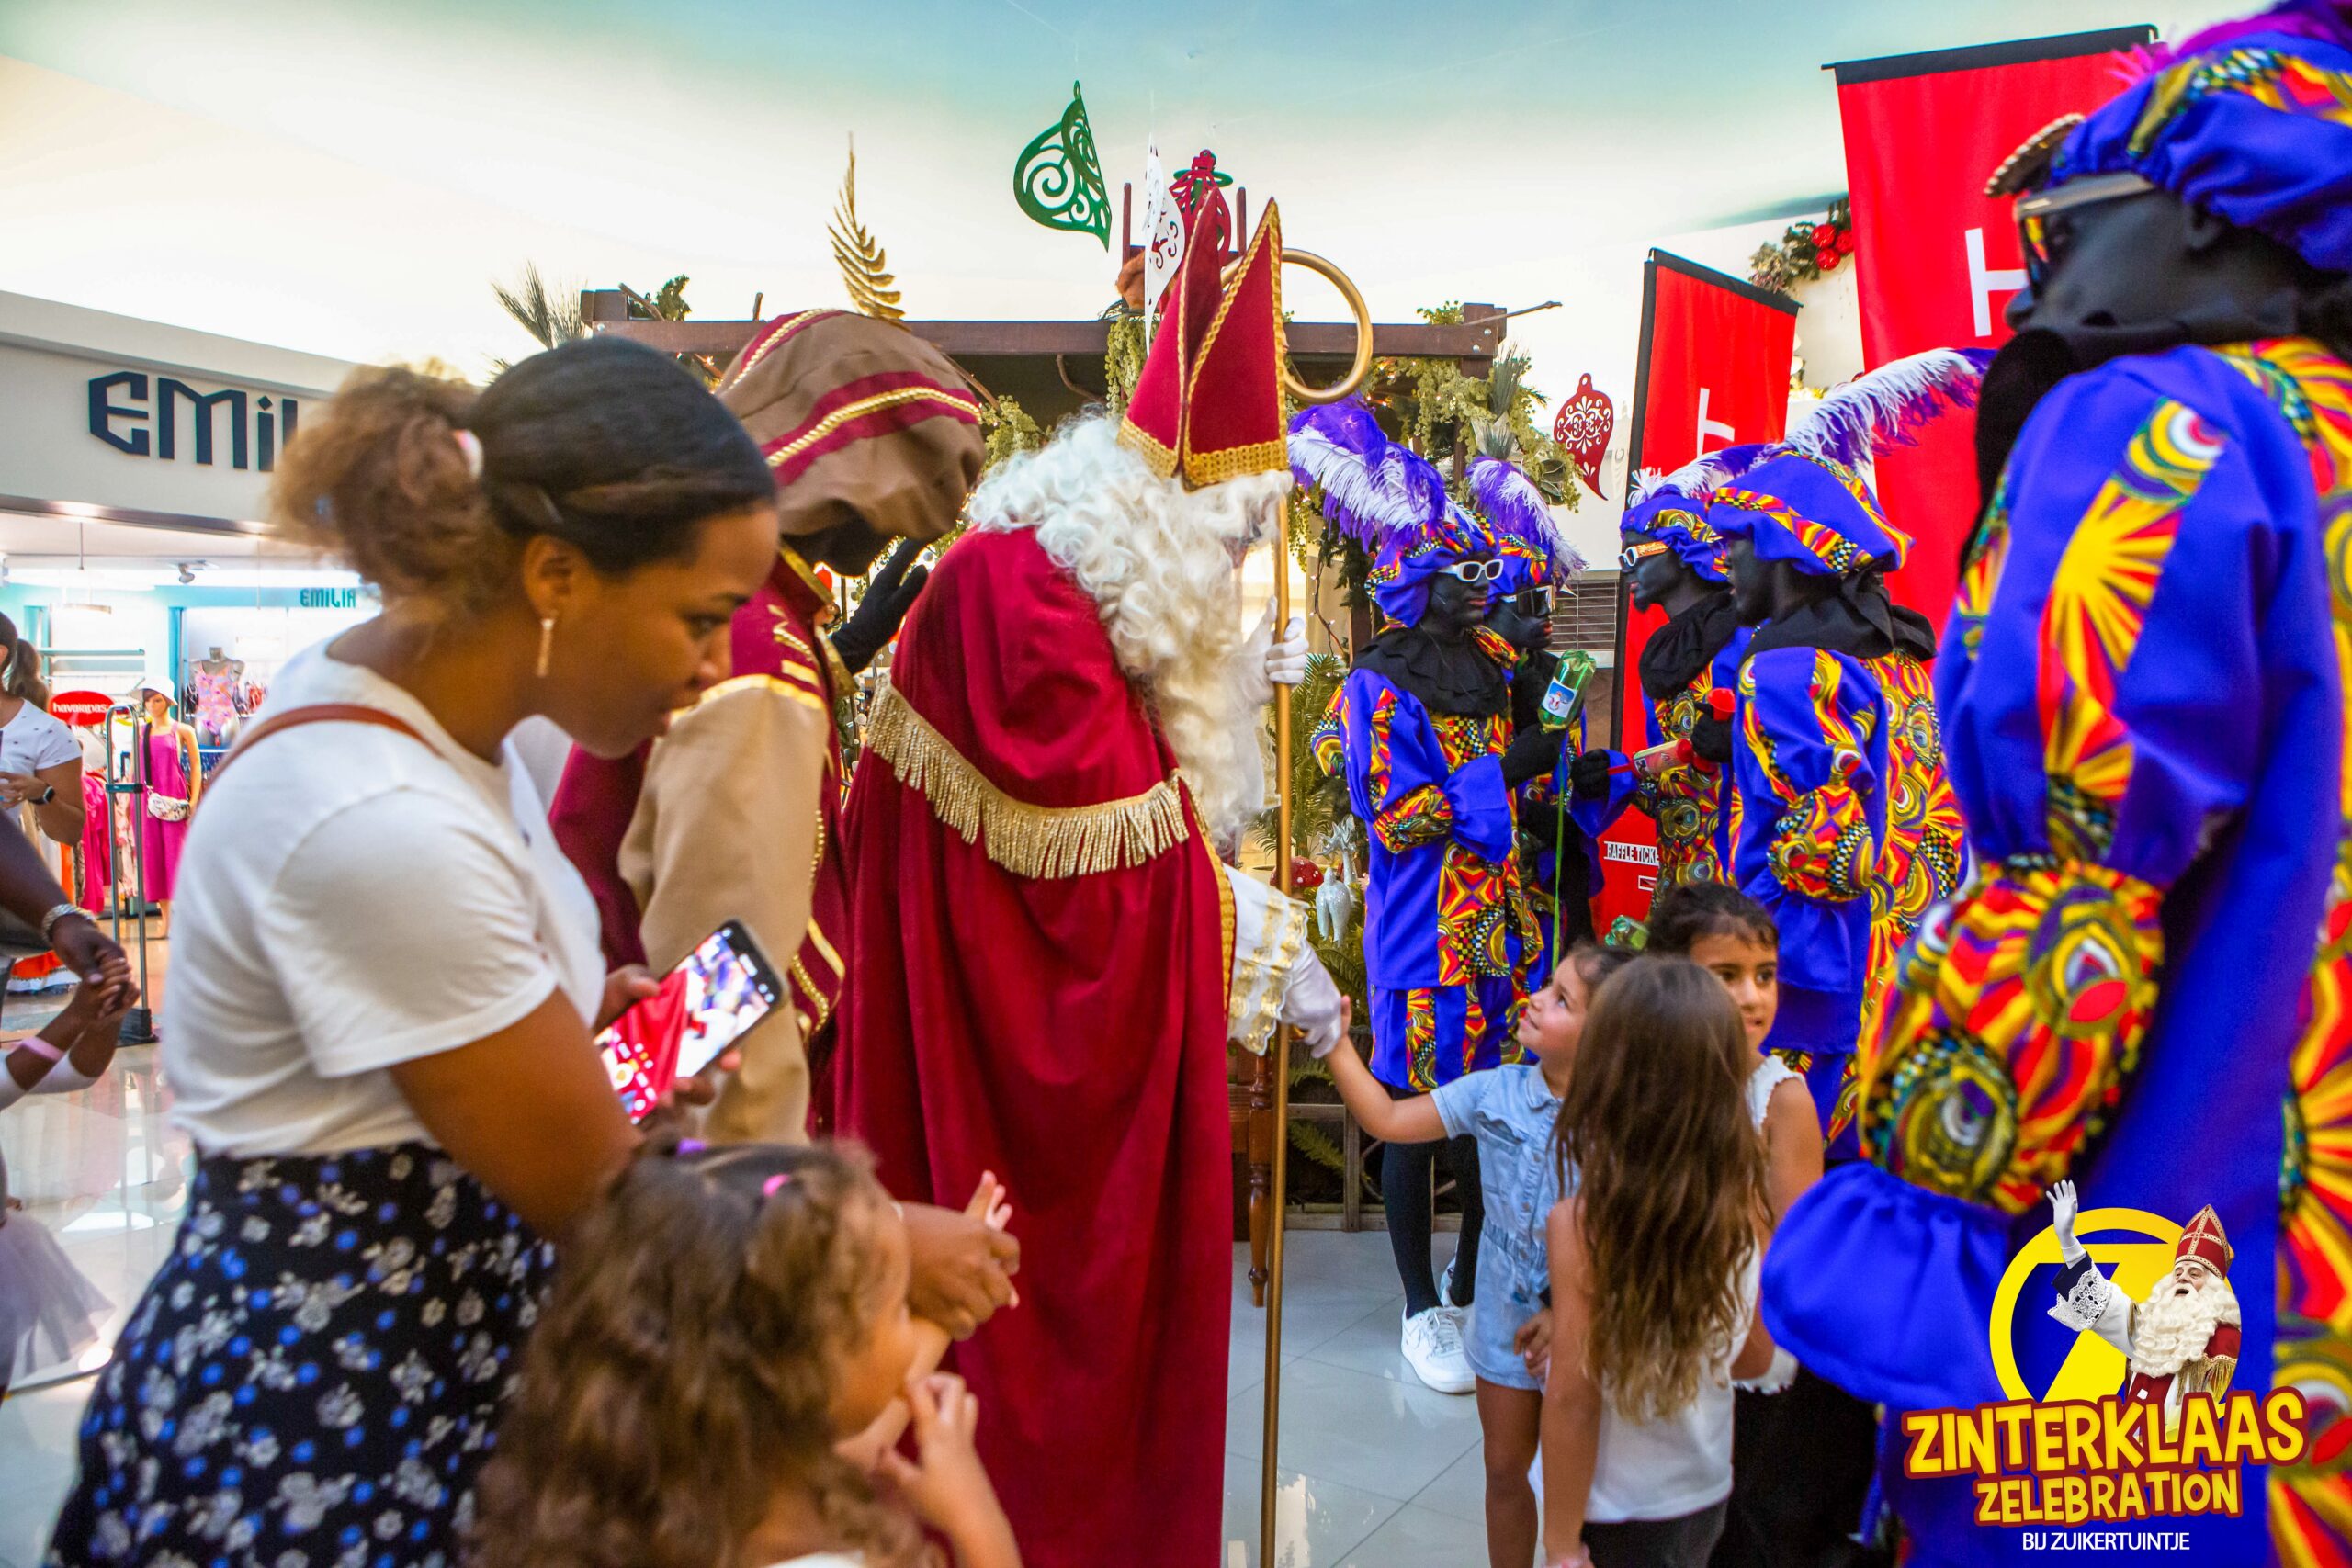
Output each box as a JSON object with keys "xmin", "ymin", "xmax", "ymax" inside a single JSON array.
[{"xmin": 865, "ymin": 686, "xmax": 1191, "ymax": 879}]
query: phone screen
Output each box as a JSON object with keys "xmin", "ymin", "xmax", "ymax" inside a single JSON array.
[{"xmin": 595, "ymin": 921, "xmax": 783, "ymax": 1123}]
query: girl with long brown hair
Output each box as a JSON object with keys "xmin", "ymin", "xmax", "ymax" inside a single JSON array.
[
  {"xmin": 1540, "ymin": 958, "xmax": 1777, "ymax": 1568},
  {"xmin": 471, "ymin": 1140, "xmax": 1023, "ymax": 1568}
]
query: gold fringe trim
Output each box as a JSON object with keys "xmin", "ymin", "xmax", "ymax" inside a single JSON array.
[{"xmin": 865, "ymin": 686, "xmax": 1191, "ymax": 879}]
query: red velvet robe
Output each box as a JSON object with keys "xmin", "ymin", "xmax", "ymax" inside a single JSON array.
[
  {"xmin": 832, "ymin": 525, "xmax": 1234, "ymax": 1568},
  {"xmin": 2124, "ymin": 1318, "xmax": 2242, "ymax": 1412}
]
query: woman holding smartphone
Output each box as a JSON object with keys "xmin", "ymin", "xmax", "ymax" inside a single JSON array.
[{"xmin": 42, "ymin": 339, "xmax": 784, "ymax": 1568}]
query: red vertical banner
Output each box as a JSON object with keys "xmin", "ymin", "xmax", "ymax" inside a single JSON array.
[
  {"xmin": 1596, "ymin": 252, "xmax": 1799, "ymax": 931},
  {"xmin": 1830, "ymin": 27, "xmax": 2153, "ymax": 621}
]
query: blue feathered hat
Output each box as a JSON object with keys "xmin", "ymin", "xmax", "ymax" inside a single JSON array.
[
  {"xmin": 1993, "ymin": 2, "xmax": 2352, "ymax": 274},
  {"xmin": 1289, "ymin": 400, "xmax": 1581, "ymax": 624},
  {"xmin": 1701, "ymin": 348, "xmax": 1988, "ymax": 579},
  {"xmin": 1619, "ymin": 446, "xmax": 1761, "ymax": 583},
  {"xmin": 1707, "ymin": 455, "xmax": 1912, "ymax": 578}
]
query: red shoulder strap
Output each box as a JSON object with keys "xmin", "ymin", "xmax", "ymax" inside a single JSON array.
[{"xmin": 213, "ymin": 704, "xmax": 433, "ymax": 782}]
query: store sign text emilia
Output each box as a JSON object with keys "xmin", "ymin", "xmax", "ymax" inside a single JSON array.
[{"xmin": 86, "ymin": 371, "xmax": 299, "ymax": 471}]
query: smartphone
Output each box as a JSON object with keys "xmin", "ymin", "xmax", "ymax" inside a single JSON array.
[{"xmin": 595, "ymin": 919, "xmax": 784, "ymax": 1123}]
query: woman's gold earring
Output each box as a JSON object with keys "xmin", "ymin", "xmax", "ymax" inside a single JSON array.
[{"xmin": 537, "ymin": 616, "xmax": 555, "ymax": 680}]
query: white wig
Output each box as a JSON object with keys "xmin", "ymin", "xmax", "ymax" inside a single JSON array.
[{"xmin": 968, "ymin": 413, "xmax": 1290, "ymax": 849}]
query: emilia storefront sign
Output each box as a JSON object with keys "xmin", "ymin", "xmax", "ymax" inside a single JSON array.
[
  {"xmin": 0, "ymin": 290, "xmax": 353, "ymax": 536},
  {"xmin": 85, "ymin": 368, "xmax": 300, "ymax": 471}
]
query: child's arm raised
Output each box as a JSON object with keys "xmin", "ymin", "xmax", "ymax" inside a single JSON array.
[
  {"xmin": 1322, "ymin": 1011, "xmax": 1447, "ymax": 1146},
  {"xmin": 1539, "ymin": 1198, "xmax": 1600, "ymax": 1568}
]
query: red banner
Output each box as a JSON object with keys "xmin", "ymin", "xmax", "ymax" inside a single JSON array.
[
  {"xmin": 1596, "ymin": 252, "xmax": 1799, "ymax": 932},
  {"xmin": 51, "ymin": 690, "xmax": 114, "ymax": 728},
  {"xmin": 1832, "ymin": 27, "xmax": 2153, "ymax": 621}
]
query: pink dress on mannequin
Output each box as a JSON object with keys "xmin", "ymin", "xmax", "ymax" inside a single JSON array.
[{"xmin": 141, "ymin": 728, "xmax": 192, "ymax": 901}]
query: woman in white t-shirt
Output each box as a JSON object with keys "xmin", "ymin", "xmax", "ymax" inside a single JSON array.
[
  {"xmin": 1541, "ymin": 959, "xmax": 1777, "ymax": 1568},
  {"xmin": 0, "ymin": 615, "xmax": 86, "ymax": 856},
  {"xmin": 43, "ymin": 338, "xmax": 784, "ymax": 1568}
]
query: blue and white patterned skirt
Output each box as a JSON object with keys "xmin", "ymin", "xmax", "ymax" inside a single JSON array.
[{"xmin": 43, "ymin": 1142, "xmax": 554, "ymax": 1568}]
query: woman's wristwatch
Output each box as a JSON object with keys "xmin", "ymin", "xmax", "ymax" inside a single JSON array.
[{"xmin": 31, "ymin": 784, "xmax": 54, "ymax": 807}]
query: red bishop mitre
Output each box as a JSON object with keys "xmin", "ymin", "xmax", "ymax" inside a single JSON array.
[
  {"xmin": 2177, "ymin": 1206, "xmax": 2233, "ymax": 1277},
  {"xmin": 1117, "ymin": 196, "xmax": 1288, "ymax": 489}
]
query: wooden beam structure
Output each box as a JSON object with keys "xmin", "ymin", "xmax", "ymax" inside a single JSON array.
[{"xmin": 581, "ymin": 291, "xmax": 1508, "ymax": 369}]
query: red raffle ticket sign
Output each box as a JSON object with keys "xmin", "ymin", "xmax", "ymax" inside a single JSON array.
[
  {"xmin": 1595, "ymin": 252, "xmax": 1799, "ymax": 931},
  {"xmin": 1829, "ymin": 26, "xmax": 2154, "ymax": 620}
]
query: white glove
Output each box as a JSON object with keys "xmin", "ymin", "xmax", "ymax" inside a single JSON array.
[
  {"xmin": 1265, "ymin": 613, "xmax": 1308, "ymax": 688},
  {"xmin": 1237, "ymin": 602, "xmax": 1308, "ymax": 707},
  {"xmin": 1283, "ymin": 941, "xmax": 1348, "ymax": 1059},
  {"xmin": 2049, "ymin": 1180, "xmax": 2084, "ymax": 1266}
]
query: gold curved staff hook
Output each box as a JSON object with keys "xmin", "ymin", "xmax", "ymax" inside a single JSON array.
[
  {"xmin": 1279, "ymin": 249, "xmax": 1374, "ymax": 405},
  {"xmin": 1221, "ymin": 245, "xmax": 1375, "ymax": 407}
]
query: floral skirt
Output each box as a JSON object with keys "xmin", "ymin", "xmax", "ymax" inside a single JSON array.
[{"xmin": 43, "ymin": 1143, "xmax": 554, "ymax": 1568}]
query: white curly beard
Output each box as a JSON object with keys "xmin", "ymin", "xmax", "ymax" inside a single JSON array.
[
  {"xmin": 2130, "ymin": 1271, "xmax": 2240, "ymax": 1381},
  {"xmin": 967, "ymin": 414, "xmax": 1290, "ymax": 850}
]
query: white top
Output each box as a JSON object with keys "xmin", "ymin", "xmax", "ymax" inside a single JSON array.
[
  {"xmin": 0, "ymin": 700, "xmax": 79, "ymax": 779},
  {"xmin": 1586, "ymin": 1253, "xmax": 1759, "ymax": 1524},
  {"xmin": 1745, "ymin": 1054, "xmax": 1801, "ymax": 1132},
  {"xmin": 164, "ymin": 639, "xmax": 604, "ymax": 1157}
]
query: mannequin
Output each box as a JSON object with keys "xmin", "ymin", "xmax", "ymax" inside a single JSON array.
[
  {"xmin": 1762, "ymin": 9, "xmax": 2352, "ymax": 1558},
  {"xmin": 188, "ymin": 646, "xmax": 244, "ymax": 746},
  {"xmin": 138, "ymin": 688, "xmax": 201, "ymax": 936}
]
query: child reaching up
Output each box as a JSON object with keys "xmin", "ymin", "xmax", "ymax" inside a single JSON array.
[
  {"xmin": 1643, "ymin": 881, "xmax": 1821, "ymax": 1223},
  {"xmin": 1541, "ymin": 958, "xmax": 1775, "ymax": 1568},
  {"xmin": 1326, "ymin": 942, "xmax": 1635, "ymax": 1568},
  {"xmin": 472, "ymin": 1142, "xmax": 1022, "ymax": 1568}
]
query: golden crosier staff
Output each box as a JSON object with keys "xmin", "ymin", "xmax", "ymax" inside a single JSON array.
[{"xmin": 1257, "ymin": 245, "xmax": 1371, "ymax": 1566}]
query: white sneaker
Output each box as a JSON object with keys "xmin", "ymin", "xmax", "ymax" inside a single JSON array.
[{"xmin": 1400, "ymin": 1306, "xmax": 1475, "ymax": 1394}]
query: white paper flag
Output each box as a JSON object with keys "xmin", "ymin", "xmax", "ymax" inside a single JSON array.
[{"xmin": 1140, "ymin": 141, "xmax": 1184, "ymax": 343}]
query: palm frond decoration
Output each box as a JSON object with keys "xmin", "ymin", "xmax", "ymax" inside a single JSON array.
[
  {"xmin": 830, "ymin": 139, "xmax": 906, "ymax": 322},
  {"xmin": 490, "ymin": 263, "xmax": 586, "ymax": 374}
]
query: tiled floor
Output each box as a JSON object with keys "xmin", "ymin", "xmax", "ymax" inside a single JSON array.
[{"xmin": 0, "ymin": 1041, "xmax": 1489, "ymax": 1567}]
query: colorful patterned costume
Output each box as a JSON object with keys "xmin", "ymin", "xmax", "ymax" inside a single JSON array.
[
  {"xmin": 1315, "ymin": 649, "xmax": 1542, "ymax": 1089},
  {"xmin": 1601, "ymin": 472, "xmax": 1753, "ymax": 889},
  {"xmin": 1291, "ymin": 401, "xmax": 1577, "ymax": 1089},
  {"xmin": 1764, "ymin": 14, "xmax": 2352, "ymax": 1561},
  {"xmin": 1709, "ymin": 452, "xmax": 1923, "ymax": 1134}
]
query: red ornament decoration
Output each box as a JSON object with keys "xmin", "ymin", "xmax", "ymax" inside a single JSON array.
[
  {"xmin": 1289, "ymin": 861, "xmax": 1326, "ymax": 893},
  {"xmin": 1552, "ymin": 373, "xmax": 1616, "ymax": 501}
]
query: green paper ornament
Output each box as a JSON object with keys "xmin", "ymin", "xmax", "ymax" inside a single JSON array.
[{"xmin": 1014, "ymin": 81, "xmax": 1109, "ymax": 249}]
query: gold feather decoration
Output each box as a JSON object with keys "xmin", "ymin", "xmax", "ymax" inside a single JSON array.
[{"xmin": 830, "ymin": 138, "xmax": 905, "ymax": 322}]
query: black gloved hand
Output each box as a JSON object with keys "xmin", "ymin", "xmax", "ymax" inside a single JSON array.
[
  {"xmin": 1568, "ymin": 749, "xmax": 1615, "ymax": 802},
  {"xmin": 829, "ymin": 539, "xmax": 931, "ymax": 675},
  {"xmin": 1688, "ymin": 714, "xmax": 1734, "ymax": 766},
  {"xmin": 1502, "ymin": 722, "xmax": 1565, "ymax": 788}
]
